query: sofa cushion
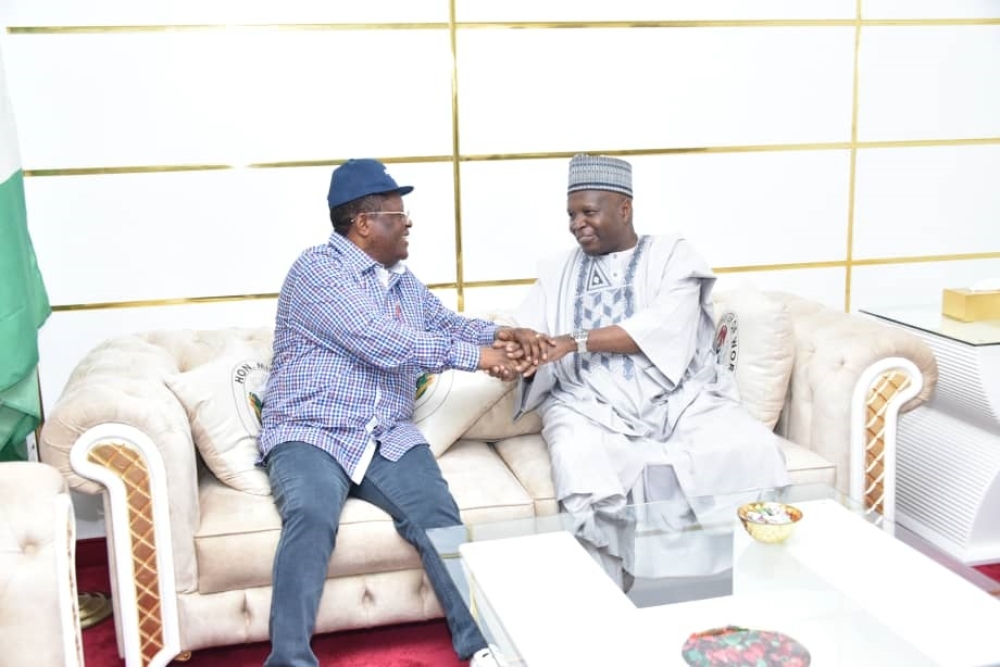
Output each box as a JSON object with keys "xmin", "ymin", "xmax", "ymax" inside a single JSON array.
[
  {"xmin": 437, "ymin": 440, "xmax": 537, "ymax": 524},
  {"xmin": 491, "ymin": 434, "xmax": 558, "ymax": 516},
  {"xmin": 463, "ymin": 388, "xmax": 543, "ymax": 441},
  {"xmin": 165, "ymin": 345, "xmax": 272, "ymax": 496},
  {"xmin": 194, "ymin": 441, "xmax": 534, "ymax": 594},
  {"xmin": 779, "ymin": 437, "xmax": 835, "ymax": 487},
  {"xmin": 413, "ymin": 370, "xmax": 513, "ymax": 457},
  {"xmin": 712, "ymin": 287, "xmax": 795, "ymax": 430}
]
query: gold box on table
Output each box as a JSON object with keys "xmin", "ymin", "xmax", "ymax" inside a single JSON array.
[{"xmin": 942, "ymin": 288, "xmax": 1000, "ymax": 322}]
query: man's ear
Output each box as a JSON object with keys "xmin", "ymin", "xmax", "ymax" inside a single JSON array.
[
  {"xmin": 619, "ymin": 196, "xmax": 632, "ymax": 219},
  {"xmin": 352, "ymin": 213, "xmax": 371, "ymax": 238}
]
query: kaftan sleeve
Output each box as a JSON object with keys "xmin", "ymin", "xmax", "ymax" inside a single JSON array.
[
  {"xmin": 510, "ymin": 280, "xmax": 558, "ymax": 418},
  {"xmin": 616, "ymin": 238, "xmax": 716, "ymax": 387}
]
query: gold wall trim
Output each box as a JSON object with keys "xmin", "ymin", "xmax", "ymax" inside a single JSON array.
[
  {"xmin": 10, "ymin": 18, "xmax": 998, "ymax": 35},
  {"xmin": 51, "ymin": 292, "xmax": 280, "ymax": 313},
  {"xmin": 852, "ymin": 252, "xmax": 1000, "ymax": 266},
  {"xmin": 845, "ymin": 0, "xmax": 863, "ymax": 311},
  {"xmin": 459, "ymin": 19, "xmax": 1000, "ymax": 29},
  {"xmin": 6, "ymin": 23, "xmax": 448, "ymax": 34},
  {"xmin": 24, "ymin": 138, "xmax": 1000, "ymax": 178},
  {"xmin": 24, "ymin": 164, "xmax": 234, "ymax": 177},
  {"xmin": 24, "ymin": 155, "xmax": 455, "ymax": 178},
  {"xmin": 464, "ymin": 278, "xmax": 537, "ymax": 289},
  {"xmin": 464, "ymin": 143, "xmax": 852, "ymax": 162},
  {"xmin": 861, "ymin": 18, "xmax": 1000, "ymax": 27},
  {"xmin": 713, "ymin": 260, "xmax": 847, "ymax": 274},
  {"xmin": 51, "ymin": 254, "xmax": 1000, "ymax": 312},
  {"xmin": 456, "ymin": 20, "xmax": 855, "ymax": 29},
  {"xmin": 858, "ymin": 137, "xmax": 1000, "ymax": 150},
  {"xmin": 249, "ymin": 155, "xmax": 454, "ymax": 170},
  {"xmin": 448, "ymin": 0, "xmax": 466, "ymax": 311}
]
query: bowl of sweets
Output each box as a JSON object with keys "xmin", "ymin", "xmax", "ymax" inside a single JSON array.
[{"xmin": 737, "ymin": 501, "xmax": 803, "ymax": 544}]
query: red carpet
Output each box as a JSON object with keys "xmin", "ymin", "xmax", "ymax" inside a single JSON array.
[
  {"xmin": 977, "ymin": 562, "xmax": 1000, "ymax": 585},
  {"xmin": 76, "ymin": 539, "xmax": 463, "ymax": 667}
]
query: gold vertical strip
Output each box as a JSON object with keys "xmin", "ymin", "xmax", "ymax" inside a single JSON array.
[
  {"xmin": 448, "ymin": 0, "xmax": 466, "ymax": 311},
  {"xmin": 33, "ymin": 366, "xmax": 45, "ymax": 460},
  {"xmin": 844, "ymin": 0, "xmax": 863, "ymax": 312}
]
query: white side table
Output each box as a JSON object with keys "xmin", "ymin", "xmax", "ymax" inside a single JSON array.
[{"xmin": 861, "ymin": 306, "xmax": 1000, "ymax": 564}]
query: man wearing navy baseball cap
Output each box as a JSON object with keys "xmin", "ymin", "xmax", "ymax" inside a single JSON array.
[{"xmin": 258, "ymin": 158, "xmax": 535, "ymax": 667}]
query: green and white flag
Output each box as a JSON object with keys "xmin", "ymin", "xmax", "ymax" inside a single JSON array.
[{"xmin": 0, "ymin": 46, "xmax": 50, "ymax": 461}]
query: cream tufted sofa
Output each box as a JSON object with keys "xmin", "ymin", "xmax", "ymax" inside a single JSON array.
[
  {"xmin": 0, "ymin": 461, "xmax": 84, "ymax": 667},
  {"xmin": 38, "ymin": 290, "xmax": 937, "ymax": 667}
]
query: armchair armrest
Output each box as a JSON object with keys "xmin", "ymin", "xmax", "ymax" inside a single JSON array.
[{"xmin": 767, "ymin": 292, "xmax": 938, "ymax": 494}]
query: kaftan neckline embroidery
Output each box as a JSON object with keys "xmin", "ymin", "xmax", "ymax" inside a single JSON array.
[{"xmin": 572, "ymin": 236, "xmax": 650, "ymax": 379}]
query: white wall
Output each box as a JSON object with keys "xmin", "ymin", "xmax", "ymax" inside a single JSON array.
[{"xmin": 2, "ymin": 1, "xmax": 999, "ymax": 536}]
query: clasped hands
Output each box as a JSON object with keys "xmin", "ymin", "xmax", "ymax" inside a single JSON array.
[{"xmin": 479, "ymin": 327, "xmax": 574, "ymax": 381}]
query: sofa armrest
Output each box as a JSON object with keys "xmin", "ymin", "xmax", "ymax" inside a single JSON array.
[
  {"xmin": 38, "ymin": 334, "xmax": 201, "ymax": 598},
  {"xmin": 768, "ymin": 291, "xmax": 938, "ymax": 494}
]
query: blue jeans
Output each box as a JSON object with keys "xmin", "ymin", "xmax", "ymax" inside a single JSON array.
[{"xmin": 263, "ymin": 441, "xmax": 487, "ymax": 667}]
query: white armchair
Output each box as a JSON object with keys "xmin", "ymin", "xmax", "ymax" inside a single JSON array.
[{"xmin": 0, "ymin": 461, "xmax": 84, "ymax": 667}]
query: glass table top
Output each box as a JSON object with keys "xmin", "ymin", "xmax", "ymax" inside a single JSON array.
[
  {"xmin": 428, "ymin": 483, "xmax": 1000, "ymax": 666},
  {"xmin": 860, "ymin": 305, "xmax": 1000, "ymax": 346}
]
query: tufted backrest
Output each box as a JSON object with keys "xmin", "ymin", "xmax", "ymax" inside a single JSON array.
[
  {"xmin": 39, "ymin": 327, "xmax": 274, "ymax": 594},
  {"xmin": 769, "ymin": 292, "xmax": 937, "ymax": 492}
]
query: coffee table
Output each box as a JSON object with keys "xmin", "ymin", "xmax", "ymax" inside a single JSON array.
[{"xmin": 428, "ymin": 483, "xmax": 1000, "ymax": 666}]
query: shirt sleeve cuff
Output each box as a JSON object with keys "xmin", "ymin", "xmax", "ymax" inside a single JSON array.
[
  {"xmin": 481, "ymin": 324, "xmax": 500, "ymax": 346},
  {"xmin": 449, "ymin": 340, "xmax": 480, "ymax": 372}
]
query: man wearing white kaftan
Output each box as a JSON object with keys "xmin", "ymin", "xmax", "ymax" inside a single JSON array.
[{"xmin": 508, "ymin": 155, "xmax": 790, "ymax": 583}]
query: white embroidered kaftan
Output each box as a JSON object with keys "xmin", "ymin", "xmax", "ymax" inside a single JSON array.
[{"xmin": 513, "ymin": 234, "xmax": 790, "ymax": 531}]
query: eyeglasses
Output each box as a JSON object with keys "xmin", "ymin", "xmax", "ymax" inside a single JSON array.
[{"xmin": 353, "ymin": 210, "xmax": 411, "ymax": 224}]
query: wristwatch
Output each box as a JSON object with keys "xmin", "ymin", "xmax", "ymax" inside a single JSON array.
[{"xmin": 571, "ymin": 328, "xmax": 589, "ymax": 354}]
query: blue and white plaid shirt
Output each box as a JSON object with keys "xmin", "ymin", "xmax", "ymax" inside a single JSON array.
[{"xmin": 258, "ymin": 231, "xmax": 498, "ymax": 480}]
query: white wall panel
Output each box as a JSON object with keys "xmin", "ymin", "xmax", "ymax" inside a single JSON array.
[
  {"xmin": 4, "ymin": 29, "xmax": 452, "ymax": 168},
  {"xmin": 853, "ymin": 145, "xmax": 1000, "ymax": 259},
  {"xmin": 0, "ymin": 45, "xmax": 20, "ymax": 177},
  {"xmin": 460, "ymin": 159, "xmax": 579, "ymax": 282},
  {"xmin": 863, "ymin": 1, "xmax": 1000, "ymax": 19},
  {"xmin": 37, "ymin": 299, "xmax": 279, "ymax": 415},
  {"xmin": 457, "ymin": 27, "xmax": 855, "ymax": 155},
  {"xmin": 463, "ymin": 285, "xmax": 535, "ymax": 319},
  {"xmin": 457, "ymin": 0, "xmax": 853, "ymax": 22},
  {"xmin": 464, "ymin": 270, "xmax": 847, "ymax": 319},
  {"xmin": 629, "ymin": 151, "xmax": 851, "ymax": 266},
  {"xmin": 858, "ymin": 26, "xmax": 1000, "ymax": 141},
  {"xmin": 715, "ymin": 267, "xmax": 847, "ymax": 310},
  {"xmin": 850, "ymin": 259, "xmax": 1000, "ymax": 311},
  {"xmin": 0, "ymin": 0, "xmax": 447, "ymax": 26},
  {"xmin": 235, "ymin": 31, "xmax": 453, "ymax": 164},
  {"xmin": 24, "ymin": 161, "xmax": 456, "ymax": 305},
  {"xmin": 382, "ymin": 163, "xmax": 459, "ymax": 286},
  {"xmin": 460, "ymin": 151, "xmax": 850, "ymax": 282},
  {"xmin": 463, "ymin": 269, "xmax": 847, "ymax": 317}
]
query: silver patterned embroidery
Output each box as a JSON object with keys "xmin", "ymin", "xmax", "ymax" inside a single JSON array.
[{"xmin": 572, "ymin": 236, "xmax": 650, "ymax": 380}]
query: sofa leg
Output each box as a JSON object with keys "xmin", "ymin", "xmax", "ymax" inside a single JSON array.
[{"xmin": 173, "ymin": 651, "xmax": 193, "ymax": 662}]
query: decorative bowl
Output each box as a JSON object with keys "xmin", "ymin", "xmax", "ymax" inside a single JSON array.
[{"xmin": 737, "ymin": 501, "xmax": 803, "ymax": 544}]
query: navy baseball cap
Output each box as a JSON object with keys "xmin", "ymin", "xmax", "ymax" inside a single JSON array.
[{"xmin": 326, "ymin": 158, "xmax": 414, "ymax": 209}]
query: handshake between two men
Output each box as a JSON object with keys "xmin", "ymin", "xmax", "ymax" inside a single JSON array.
[{"xmin": 477, "ymin": 326, "xmax": 575, "ymax": 381}]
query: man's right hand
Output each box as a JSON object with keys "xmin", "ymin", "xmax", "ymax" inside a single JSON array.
[
  {"xmin": 478, "ymin": 346, "xmax": 530, "ymax": 381},
  {"xmin": 494, "ymin": 327, "xmax": 557, "ymax": 367}
]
